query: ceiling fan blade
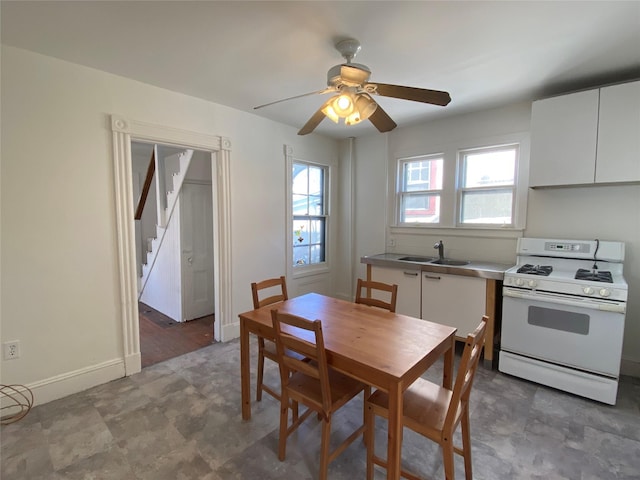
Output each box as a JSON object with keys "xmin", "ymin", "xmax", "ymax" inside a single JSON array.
[
  {"xmin": 368, "ymin": 104, "xmax": 397, "ymax": 133},
  {"xmin": 371, "ymin": 83, "xmax": 451, "ymax": 106},
  {"xmin": 254, "ymin": 87, "xmax": 334, "ymax": 110},
  {"xmin": 298, "ymin": 107, "xmax": 327, "ymax": 135}
]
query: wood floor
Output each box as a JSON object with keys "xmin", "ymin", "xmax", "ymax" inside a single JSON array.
[{"xmin": 138, "ymin": 302, "xmax": 215, "ymax": 368}]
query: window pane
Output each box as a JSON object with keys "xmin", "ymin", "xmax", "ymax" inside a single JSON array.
[
  {"xmin": 463, "ymin": 149, "xmax": 515, "ymax": 188},
  {"xmin": 292, "ymin": 194, "xmax": 308, "ymax": 215},
  {"xmin": 293, "ymin": 245, "xmax": 308, "ymax": 265},
  {"xmin": 308, "ymin": 166, "xmax": 323, "ymax": 196},
  {"xmin": 293, "ymin": 219, "xmax": 309, "ymax": 245},
  {"xmin": 310, "ymin": 244, "xmax": 325, "ymax": 264},
  {"xmin": 401, "ymin": 193, "xmax": 440, "ymax": 223},
  {"xmin": 403, "ymin": 158, "xmax": 443, "ymax": 191},
  {"xmin": 292, "ymin": 164, "xmax": 308, "ymax": 195},
  {"xmin": 309, "ymin": 219, "xmax": 324, "ymax": 244},
  {"xmin": 461, "ymin": 190, "xmax": 513, "ymax": 224},
  {"xmin": 308, "ymin": 195, "xmax": 323, "ymax": 215}
]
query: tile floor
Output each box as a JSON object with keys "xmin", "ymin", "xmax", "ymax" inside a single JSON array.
[{"xmin": 2, "ymin": 338, "xmax": 639, "ymax": 479}]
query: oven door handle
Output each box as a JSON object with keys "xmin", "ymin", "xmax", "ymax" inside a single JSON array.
[{"xmin": 503, "ymin": 287, "xmax": 626, "ymax": 313}]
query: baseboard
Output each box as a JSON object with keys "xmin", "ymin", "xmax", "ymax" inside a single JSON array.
[
  {"xmin": 1, "ymin": 358, "xmax": 125, "ymax": 409},
  {"xmin": 125, "ymin": 352, "xmax": 142, "ymax": 376},
  {"xmin": 222, "ymin": 321, "xmax": 239, "ymax": 341},
  {"xmin": 620, "ymin": 357, "xmax": 640, "ymax": 378}
]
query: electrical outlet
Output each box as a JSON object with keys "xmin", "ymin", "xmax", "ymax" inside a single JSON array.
[
  {"xmin": 3, "ymin": 341, "xmax": 20, "ymax": 360},
  {"xmin": 387, "ymin": 238, "xmax": 396, "ymax": 247}
]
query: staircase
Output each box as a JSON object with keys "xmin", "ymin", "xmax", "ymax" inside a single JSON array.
[{"xmin": 138, "ymin": 149, "xmax": 194, "ymax": 296}]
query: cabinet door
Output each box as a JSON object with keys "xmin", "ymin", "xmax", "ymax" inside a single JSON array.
[
  {"xmin": 596, "ymin": 81, "xmax": 640, "ymax": 183},
  {"xmin": 529, "ymin": 89, "xmax": 599, "ymax": 187},
  {"xmin": 371, "ymin": 266, "xmax": 421, "ymax": 317},
  {"xmin": 421, "ymin": 272, "xmax": 485, "ymax": 338}
]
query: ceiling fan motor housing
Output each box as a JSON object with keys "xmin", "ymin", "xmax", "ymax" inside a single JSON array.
[{"xmin": 327, "ymin": 63, "xmax": 371, "ymax": 88}]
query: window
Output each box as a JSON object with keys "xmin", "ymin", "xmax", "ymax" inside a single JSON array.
[
  {"xmin": 457, "ymin": 144, "xmax": 517, "ymax": 226},
  {"xmin": 292, "ymin": 162, "xmax": 327, "ymax": 266},
  {"xmin": 398, "ymin": 155, "xmax": 443, "ymax": 224}
]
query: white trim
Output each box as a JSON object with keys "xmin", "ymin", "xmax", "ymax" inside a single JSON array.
[
  {"xmin": 0, "ymin": 359, "xmax": 125, "ymax": 408},
  {"xmin": 111, "ymin": 115, "xmax": 232, "ymax": 377}
]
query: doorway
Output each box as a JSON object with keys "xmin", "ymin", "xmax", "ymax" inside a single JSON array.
[
  {"xmin": 111, "ymin": 114, "xmax": 233, "ymax": 377},
  {"xmin": 131, "ymin": 142, "xmax": 215, "ymax": 366}
]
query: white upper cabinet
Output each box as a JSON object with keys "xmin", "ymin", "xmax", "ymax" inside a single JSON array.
[
  {"xmin": 529, "ymin": 89, "xmax": 599, "ymax": 187},
  {"xmin": 529, "ymin": 80, "xmax": 640, "ymax": 187},
  {"xmin": 596, "ymin": 81, "xmax": 640, "ymax": 183}
]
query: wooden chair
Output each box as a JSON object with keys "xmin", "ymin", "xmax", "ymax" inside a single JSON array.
[
  {"xmin": 271, "ymin": 309, "xmax": 371, "ymax": 480},
  {"xmin": 365, "ymin": 316, "xmax": 488, "ymax": 480},
  {"xmin": 251, "ymin": 276, "xmax": 288, "ymax": 402},
  {"xmin": 355, "ymin": 278, "xmax": 399, "ymax": 313}
]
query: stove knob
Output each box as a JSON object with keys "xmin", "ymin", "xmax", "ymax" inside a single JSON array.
[
  {"xmin": 599, "ymin": 288, "xmax": 611, "ymax": 298},
  {"xmin": 528, "ymin": 279, "xmax": 538, "ymax": 288},
  {"xmin": 515, "ymin": 278, "xmax": 524, "ymax": 287},
  {"xmin": 583, "ymin": 287, "xmax": 594, "ymax": 295}
]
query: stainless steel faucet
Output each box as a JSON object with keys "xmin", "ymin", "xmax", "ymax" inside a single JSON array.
[{"xmin": 434, "ymin": 240, "xmax": 444, "ymax": 261}]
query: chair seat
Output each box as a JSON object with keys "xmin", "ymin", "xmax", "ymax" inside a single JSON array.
[
  {"xmin": 368, "ymin": 378, "xmax": 456, "ymax": 440},
  {"xmin": 288, "ymin": 367, "xmax": 367, "ymax": 413}
]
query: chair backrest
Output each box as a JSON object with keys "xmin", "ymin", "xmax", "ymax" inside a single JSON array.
[
  {"xmin": 444, "ymin": 315, "xmax": 488, "ymax": 428},
  {"xmin": 251, "ymin": 276, "xmax": 288, "ymax": 309},
  {"xmin": 270, "ymin": 309, "xmax": 332, "ymax": 417},
  {"xmin": 355, "ymin": 278, "xmax": 398, "ymax": 313}
]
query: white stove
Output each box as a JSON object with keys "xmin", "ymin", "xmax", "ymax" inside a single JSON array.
[{"xmin": 499, "ymin": 238, "xmax": 628, "ymax": 405}]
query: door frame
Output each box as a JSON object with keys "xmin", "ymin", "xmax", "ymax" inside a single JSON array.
[{"xmin": 111, "ymin": 115, "xmax": 232, "ymax": 376}]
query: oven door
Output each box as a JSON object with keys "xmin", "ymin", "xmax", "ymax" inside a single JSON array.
[{"xmin": 501, "ymin": 287, "xmax": 625, "ymax": 377}]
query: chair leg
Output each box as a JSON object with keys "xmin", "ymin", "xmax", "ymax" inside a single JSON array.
[
  {"xmin": 278, "ymin": 391, "xmax": 289, "ymax": 461},
  {"xmin": 256, "ymin": 337, "xmax": 265, "ymax": 401},
  {"xmin": 441, "ymin": 436, "xmax": 455, "ymax": 480},
  {"xmin": 460, "ymin": 407, "xmax": 473, "ymax": 480},
  {"xmin": 365, "ymin": 404, "xmax": 375, "ymax": 480},
  {"xmin": 319, "ymin": 416, "xmax": 332, "ymax": 480},
  {"xmin": 363, "ymin": 385, "xmax": 371, "ymax": 444}
]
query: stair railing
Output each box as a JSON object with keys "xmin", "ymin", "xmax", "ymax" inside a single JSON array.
[{"xmin": 134, "ymin": 149, "xmax": 156, "ymax": 220}]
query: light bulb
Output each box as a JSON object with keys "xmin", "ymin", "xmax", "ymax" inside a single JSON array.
[{"xmin": 332, "ymin": 94, "xmax": 355, "ymax": 117}]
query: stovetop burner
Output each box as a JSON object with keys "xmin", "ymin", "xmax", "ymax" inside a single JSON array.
[
  {"xmin": 517, "ymin": 264, "xmax": 553, "ymax": 276},
  {"xmin": 575, "ymin": 269, "xmax": 613, "ymax": 283}
]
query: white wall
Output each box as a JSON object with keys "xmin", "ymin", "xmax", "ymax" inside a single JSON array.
[
  {"xmin": 349, "ymin": 102, "xmax": 640, "ymax": 373},
  {"xmin": 0, "ymin": 46, "xmax": 337, "ymax": 404}
]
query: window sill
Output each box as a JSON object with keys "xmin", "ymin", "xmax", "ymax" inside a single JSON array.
[
  {"xmin": 390, "ymin": 225, "xmax": 524, "ymax": 239},
  {"xmin": 292, "ymin": 263, "xmax": 330, "ymax": 279}
]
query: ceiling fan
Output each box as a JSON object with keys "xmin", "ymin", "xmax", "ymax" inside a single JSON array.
[{"xmin": 254, "ymin": 38, "xmax": 452, "ymax": 135}]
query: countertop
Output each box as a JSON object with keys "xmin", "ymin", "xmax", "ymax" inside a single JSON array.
[{"xmin": 361, "ymin": 253, "xmax": 512, "ymax": 281}]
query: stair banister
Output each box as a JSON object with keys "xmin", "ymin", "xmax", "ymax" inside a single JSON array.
[{"xmin": 134, "ymin": 149, "xmax": 156, "ymax": 220}]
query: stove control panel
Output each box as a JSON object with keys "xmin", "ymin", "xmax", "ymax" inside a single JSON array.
[
  {"xmin": 545, "ymin": 241, "xmax": 590, "ymax": 253},
  {"xmin": 583, "ymin": 287, "xmax": 594, "ymax": 295}
]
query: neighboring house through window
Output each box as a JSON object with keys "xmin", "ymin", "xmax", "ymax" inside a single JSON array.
[{"xmin": 398, "ymin": 154, "xmax": 443, "ymax": 224}]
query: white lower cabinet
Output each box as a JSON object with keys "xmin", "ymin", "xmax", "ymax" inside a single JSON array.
[
  {"xmin": 421, "ymin": 272, "xmax": 486, "ymax": 339},
  {"xmin": 370, "ymin": 266, "xmax": 421, "ymax": 317}
]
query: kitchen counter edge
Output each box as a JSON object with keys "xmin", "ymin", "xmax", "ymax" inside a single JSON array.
[{"xmin": 361, "ymin": 253, "xmax": 511, "ymax": 281}]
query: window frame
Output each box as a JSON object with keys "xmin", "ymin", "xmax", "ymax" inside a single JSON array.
[
  {"xmin": 397, "ymin": 153, "xmax": 444, "ymax": 226},
  {"xmin": 456, "ymin": 143, "xmax": 519, "ymax": 227},
  {"xmin": 289, "ymin": 159, "xmax": 330, "ymax": 273},
  {"xmin": 390, "ymin": 132, "xmax": 529, "ymax": 234}
]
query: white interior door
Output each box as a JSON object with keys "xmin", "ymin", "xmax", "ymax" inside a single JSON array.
[{"xmin": 180, "ymin": 182, "xmax": 214, "ymax": 321}]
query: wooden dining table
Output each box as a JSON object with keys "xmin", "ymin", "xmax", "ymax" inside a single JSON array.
[{"xmin": 238, "ymin": 292, "xmax": 457, "ymax": 480}]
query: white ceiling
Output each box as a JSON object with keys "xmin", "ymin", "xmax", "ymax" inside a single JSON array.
[{"xmin": 2, "ymin": 1, "xmax": 639, "ymax": 139}]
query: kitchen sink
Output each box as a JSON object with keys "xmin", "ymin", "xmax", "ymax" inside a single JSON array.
[
  {"xmin": 398, "ymin": 256, "xmax": 434, "ymax": 263},
  {"xmin": 430, "ymin": 259, "xmax": 471, "ymax": 266}
]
